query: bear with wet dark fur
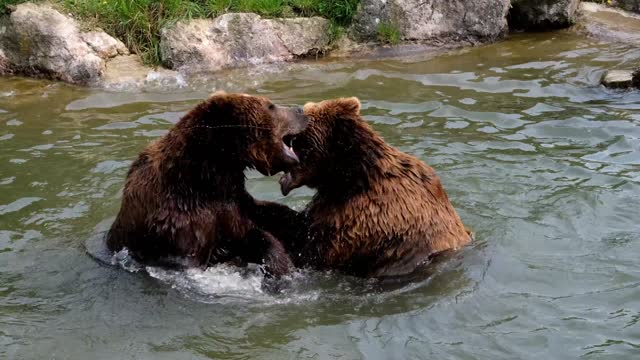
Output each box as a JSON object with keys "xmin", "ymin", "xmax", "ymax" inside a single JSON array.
[
  {"xmin": 106, "ymin": 92, "xmax": 307, "ymax": 276},
  {"xmin": 256, "ymin": 97, "xmax": 472, "ymax": 278}
]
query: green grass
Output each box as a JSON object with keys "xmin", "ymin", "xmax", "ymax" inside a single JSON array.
[
  {"xmin": 317, "ymin": 0, "xmax": 358, "ymax": 26},
  {"xmin": 1, "ymin": 0, "xmax": 362, "ymax": 64},
  {"xmin": 288, "ymin": 0, "xmax": 315, "ymax": 16},
  {"xmin": 327, "ymin": 21, "xmax": 346, "ymax": 43},
  {"xmin": 377, "ymin": 21, "xmax": 401, "ymax": 45}
]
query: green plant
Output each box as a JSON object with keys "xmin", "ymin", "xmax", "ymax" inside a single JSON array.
[
  {"xmin": 327, "ymin": 21, "xmax": 345, "ymax": 43},
  {"xmin": 376, "ymin": 21, "xmax": 400, "ymax": 45},
  {"xmin": 236, "ymin": 0, "xmax": 284, "ymax": 17},
  {"xmin": 318, "ymin": 0, "xmax": 359, "ymax": 26},
  {"xmin": 288, "ymin": 0, "xmax": 317, "ymax": 16},
  {"xmin": 206, "ymin": 0, "xmax": 233, "ymax": 17}
]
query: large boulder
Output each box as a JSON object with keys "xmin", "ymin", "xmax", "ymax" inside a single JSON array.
[
  {"xmin": 509, "ymin": 0, "xmax": 581, "ymax": 30},
  {"xmin": 0, "ymin": 3, "xmax": 122, "ymax": 85},
  {"xmin": 350, "ymin": 0, "xmax": 510, "ymax": 43},
  {"xmin": 577, "ymin": 2, "xmax": 640, "ymax": 45},
  {"xmin": 160, "ymin": 13, "xmax": 330, "ymax": 74}
]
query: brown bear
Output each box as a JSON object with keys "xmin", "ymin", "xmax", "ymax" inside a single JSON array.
[
  {"xmin": 106, "ymin": 91, "xmax": 308, "ymax": 276},
  {"xmin": 256, "ymin": 97, "xmax": 472, "ymax": 278}
]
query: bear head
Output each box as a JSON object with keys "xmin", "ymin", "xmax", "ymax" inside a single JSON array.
[
  {"xmin": 279, "ymin": 97, "xmax": 383, "ymax": 195},
  {"xmin": 176, "ymin": 91, "xmax": 308, "ymax": 176}
]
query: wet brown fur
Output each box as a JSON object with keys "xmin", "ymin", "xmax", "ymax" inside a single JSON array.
[
  {"xmin": 106, "ymin": 92, "xmax": 307, "ymax": 276},
  {"xmin": 261, "ymin": 97, "xmax": 472, "ymax": 278}
]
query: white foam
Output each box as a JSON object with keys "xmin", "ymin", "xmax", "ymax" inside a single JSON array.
[
  {"xmin": 146, "ymin": 264, "xmax": 326, "ymax": 305},
  {"xmin": 110, "ymin": 248, "xmax": 144, "ymax": 273},
  {"xmin": 147, "ymin": 264, "xmax": 265, "ymax": 298}
]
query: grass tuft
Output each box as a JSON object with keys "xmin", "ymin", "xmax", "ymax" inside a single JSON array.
[{"xmin": 377, "ymin": 21, "xmax": 401, "ymax": 45}]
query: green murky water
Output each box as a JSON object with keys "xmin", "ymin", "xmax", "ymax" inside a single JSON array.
[{"xmin": 1, "ymin": 32, "xmax": 640, "ymax": 359}]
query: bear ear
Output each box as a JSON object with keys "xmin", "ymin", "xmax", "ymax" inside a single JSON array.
[
  {"xmin": 303, "ymin": 101, "xmax": 318, "ymax": 113},
  {"xmin": 209, "ymin": 90, "xmax": 227, "ymax": 98},
  {"xmin": 337, "ymin": 97, "xmax": 361, "ymax": 115},
  {"xmin": 304, "ymin": 97, "xmax": 361, "ymax": 116}
]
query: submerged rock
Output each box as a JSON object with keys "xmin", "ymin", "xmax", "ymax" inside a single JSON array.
[
  {"xmin": 160, "ymin": 13, "xmax": 330, "ymax": 74},
  {"xmin": 601, "ymin": 69, "xmax": 636, "ymax": 89},
  {"xmin": 351, "ymin": 0, "xmax": 510, "ymax": 44},
  {"xmin": 633, "ymin": 69, "xmax": 640, "ymax": 88},
  {"xmin": 577, "ymin": 2, "xmax": 640, "ymax": 45},
  {"xmin": 509, "ymin": 0, "xmax": 580, "ymax": 30}
]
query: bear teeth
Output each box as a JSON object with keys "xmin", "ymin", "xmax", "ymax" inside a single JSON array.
[{"xmin": 283, "ymin": 135, "xmax": 295, "ymax": 149}]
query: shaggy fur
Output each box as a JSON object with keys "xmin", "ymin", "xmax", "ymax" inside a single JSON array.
[
  {"xmin": 106, "ymin": 92, "xmax": 307, "ymax": 276},
  {"xmin": 257, "ymin": 97, "xmax": 472, "ymax": 278}
]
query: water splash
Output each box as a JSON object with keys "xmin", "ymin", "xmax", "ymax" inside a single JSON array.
[
  {"xmin": 85, "ymin": 226, "xmax": 321, "ymax": 304},
  {"xmin": 146, "ymin": 264, "xmax": 267, "ymax": 301}
]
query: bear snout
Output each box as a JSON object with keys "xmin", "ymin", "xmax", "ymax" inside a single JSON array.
[{"xmin": 288, "ymin": 106, "xmax": 308, "ymax": 134}]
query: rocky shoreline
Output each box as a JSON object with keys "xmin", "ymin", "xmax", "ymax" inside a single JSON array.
[{"xmin": 0, "ymin": 1, "xmax": 639, "ymax": 90}]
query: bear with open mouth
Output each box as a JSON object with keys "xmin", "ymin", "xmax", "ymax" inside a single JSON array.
[
  {"xmin": 106, "ymin": 91, "xmax": 307, "ymax": 277},
  {"xmin": 255, "ymin": 97, "xmax": 472, "ymax": 278}
]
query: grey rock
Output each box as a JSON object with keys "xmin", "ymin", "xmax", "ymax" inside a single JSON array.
[
  {"xmin": 577, "ymin": 2, "xmax": 640, "ymax": 45},
  {"xmin": 601, "ymin": 69, "xmax": 635, "ymax": 89},
  {"xmin": 0, "ymin": 48, "xmax": 8, "ymax": 74},
  {"xmin": 351, "ymin": 0, "xmax": 510, "ymax": 43},
  {"xmin": 633, "ymin": 69, "xmax": 640, "ymax": 88},
  {"xmin": 81, "ymin": 31, "xmax": 129, "ymax": 58},
  {"xmin": 0, "ymin": 3, "xmax": 105, "ymax": 84},
  {"xmin": 160, "ymin": 13, "xmax": 330, "ymax": 74},
  {"xmin": 0, "ymin": 3, "xmax": 133, "ymax": 85},
  {"xmin": 509, "ymin": 0, "xmax": 580, "ymax": 30}
]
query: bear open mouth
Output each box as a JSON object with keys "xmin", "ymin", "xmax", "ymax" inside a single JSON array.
[
  {"xmin": 282, "ymin": 134, "xmax": 298, "ymax": 162},
  {"xmin": 283, "ymin": 134, "xmax": 295, "ymax": 149}
]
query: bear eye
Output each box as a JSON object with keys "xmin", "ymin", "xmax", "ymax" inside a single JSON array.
[{"xmin": 268, "ymin": 103, "xmax": 275, "ymax": 111}]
